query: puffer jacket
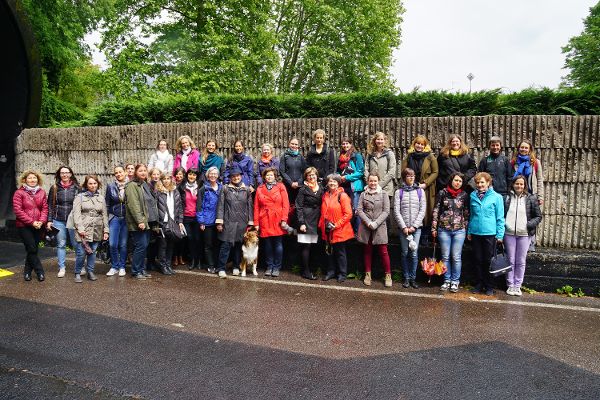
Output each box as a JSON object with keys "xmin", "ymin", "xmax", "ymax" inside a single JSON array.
[
  {"xmin": 307, "ymin": 144, "xmax": 336, "ymax": 183},
  {"xmin": 196, "ymin": 183, "xmax": 221, "ymax": 226},
  {"xmin": 318, "ymin": 187, "xmax": 354, "ymax": 243},
  {"xmin": 504, "ymin": 191, "xmax": 542, "ymax": 236},
  {"xmin": 224, "ymin": 153, "xmax": 255, "ymax": 187},
  {"xmin": 468, "ymin": 187, "xmax": 505, "ymax": 239},
  {"xmin": 72, "ymin": 191, "xmax": 109, "ymax": 242},
  {"xmin": 215, "ymin": 183, "xmax": 254, "ymax": 243},
  {"xmin": 254, "ymin": 182, "xmax": 289, "ymax": 238},
  {"xmin": 13, "ymin": 187, "xmax": 48, "ymax": 228},
  {"xmin": 105, "ymin": 181, "xmax": 126, "ymax": 219},
  {"xmin": 394, "ymin": 185, "xmax": 426, "ymax": 230},
  {"xmin": 431, "ymin": 188, "xmax": 470, "ymax": 232},
  {"xmin": 364, "ymin": 149, "xmax": 397, "ymax": 197},
  {"xmin": 47, "ymin": 183, "xmax": 80, "ymax": 222},
  {"xmin": 157, "ymin": 189, "xmax": 183, "ymax": 225},
  {"xmin": 295, "ymin": 183, "xmax": 324, "ymax": 235}
]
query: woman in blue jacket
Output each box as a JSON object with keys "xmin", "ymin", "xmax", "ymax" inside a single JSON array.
[
  {"xmin": 467, "ymin": 172, "xmax": 505, "ymax": 296},
  {"xmin": 224, "ymin": 140, "xmax": 255, "ymax": 191},
  {"xmin": 196, "ymin": 166, "xmax": 222, "ymax": 273},
  {"xmin": 337, "ymin": 137, "xmax": 365, "ymax": 232},
  {"xmin": 105, "ymin": 165, "xmax": 128, "ymax": 277}
]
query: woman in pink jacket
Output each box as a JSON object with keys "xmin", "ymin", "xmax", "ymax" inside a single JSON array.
[
  {"xmin": 254, "ymin": 167, "xmax": 289, "ymax": 277},
  {"xmin": 13, "ymin": 170, "xmax": 48, "ymax": 281},
  {"xmin": 173, "ymin": 135, "xmax": 200, "ymax": 173}
]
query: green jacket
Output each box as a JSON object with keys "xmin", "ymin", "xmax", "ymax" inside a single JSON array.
[{"xmin": 125, "ymin": 180, "xmax": 149, "ymax": 231}]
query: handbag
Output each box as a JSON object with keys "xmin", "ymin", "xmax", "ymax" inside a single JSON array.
[
  {"xmin": 163, "ymin": 217, "xmax": 186, "ymax": 240},
  {"xmin": 489, "ymin": 243, "xmax": 511, "ymax": 277}
]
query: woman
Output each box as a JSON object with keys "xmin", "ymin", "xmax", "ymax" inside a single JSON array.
[
  {"xmin": 504, "ymin": 175, "xmax": 542, "ymax": 296},
  {"xmin": 179, "ymin": 168, "xmax": 201, "ymax": 270},
  {"xmin": 215, "ymin": 167, "xmax": 254, "ymax": 278},
  {"xmin": 173, "ymin": 135, "xmax": 200, "ymax": 173},
  {"xmin": 337, "ymin": 137, "xmax": 365, "ymax": 232},
  {"xmin": 72, "ymin": 175, "xmax": 109, "ymax": 283},
  {"xmin": 145, "ymin": 168, "xmax": 161, "ymax": 271},
  {"xmin": 46, "ymin": 165, "xmax": 80, "ymax": 278},
  {"xmin": 254, "ymin": 168, "xmax": 289, "ymax": 277},
  {"xmin": 125, "ymin": 164, "xmax": 153, "ymax": 279},
  {"xmin": 13, "ymin": 170, "xmax": 48, "ymax": 281},
  {"xmin": 431, "ymin": 172, "xmax": 470, "ymax": 293},
  {"xmin": 256, "ymin": 143, "xmax": 280, "ymax": 186},
  {"xmin": 468, "ymin": 172, "xmax": 505, "ymax": 296},
  {"xmin": 156, "ymin": 173, "xmax": 184, "ymax": 275},
  {"xmin": 196, "ymin": 166, "xmax": 222, "ymax": 274},
  {"xmin": 224, "ymin": 140, "xmax": 255, "ymax": 191},
  {"xmin": 436, "ymin": 134, "xmax": 477, "ymax": 191},
  {"xmin": 401, "ymin": 135, "xmax": 438, "ymax": 228},
  {"xmin": 105, "ymin": 165, "xmax": 128, "ymax": 277},
  {"xmin": 172, "ymin": 166, "xmax": 187, "ymax": 266},
  {"xmin": 148, "ymin": 168, "xmax": 162, "ymax": 190},
  {"xmin": 512, "ymin": 140, "xmax": 544, "ymax": 204},
  {"xmin": 394, "ymin": 168, "xmax": 427, "ymax": 289},
  {"xmin": 319, "ymin": 174, "xmax": 354, "ymax": 283},
  {"xmin": 199, "ymin": 139, "xmax": 224, "ymax": 180},
  {"xmin": 279, "ymin": 137, "xmax": 306, "ymax": 205},
  {"xmin": 148, "ymin": 139, "xmax": 174, "ymax": 175},
  {"xmin": 357, "ymin": 174, "xmax": 392, "ymax": 287},
  {"xmin": 125, "ymin": 164, "xmax": 136, "ymax": 182},
  {"xmin": 306, "ymin": 129, "xmax": 336, "ymax": 186},
  {"xmin": 364, "ymin": 131, "xmax": 396, "ymax": 199},
  {"xmin": 295, "ymin": 167, "xmax": 323, "ymax": 280}
]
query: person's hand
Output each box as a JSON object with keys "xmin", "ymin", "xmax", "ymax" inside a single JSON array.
[
  {"xmin": 200, "ymin": 224, "xmax": 205, "ymax": 231},
  {"xmin": 538, "ymin": 199, "xmax": 544, "ymax": 206},
  {"xmin": 179, "ymin": 223, "xmax": 185, "ymax": 232},
  {"xmin": 408, "ymin": 226, "xmax": 416, "ymax": 233},
  {"xmin": 299, "ymin": 224, "xmax": 307, "ymax": 233},
  {"xmin": 103, "ymin": 232, "xmax": 109, "ymax": 241},
  {"xmin": 46, "ymin": 221, "xmax": 53, "ymax": 230},
  {"xmin": 431, "ymin": 230, "xmax": 437, "ymax": 238},
  {"xmin": 78, "ymin": 231, "xmax": 86, "ymax": 238},
  {"xmin": 291, "ymin": 182, "xmax": 299, "ymax": 189},
  {"xmin": 254, "ymin": 226, "xmax": 260, "ymax": 233},
  {"xmin": 419, "ymin": 183, "xmax": 426, "ymax": 190},
  {"xmin": 497, "ymin": 238, "xmax": 503, "ymax": 244},
  {"xmin": 249, "ymin": 186, "xmax": 255, "ymax": 193},
  {"xmin": 340, "ymin": 176, "xmax": 346, "ymax": 183},
  {"xmin": 467, "ymin": 234, "xmax": 472, "ymax": 241},
  {"xmin": 216, "ymin": 224, "xmax": 223, "ymax": 232},
  {"xmin": 32, "ymin": 221, "xmax": 42, "ymax": 229},
  {"xmin": 368, "ymin": 222, "xmax": 376, "ymax": 230},
  {"xmin": 138, "ymin": 223, "xmax": 145, "ymax": 230},
  {"xmin": 402, "ymin": 227, "xmax": 410, "ymax": 235}
]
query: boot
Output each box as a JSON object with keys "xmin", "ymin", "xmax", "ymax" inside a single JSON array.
[
  {"xmin": 172, "ymin": 257, "xmax": 179, "ymax": 266},
  {"xmin": 384, "ymin": 273, "xmax": 392, "ymax": 288},
  {"xmin": 178, "ymin": 256, "xmax": 186, "ymax": 265},
  {"xmin": 409, "ymin": 279, "xmax": 419, "ymax": 289},
  {"xmin": 363, "ymin": 272, "xmax": 372, "ymax": 286},
  {"xmin": 87, "ymin": 271, "xmax": 97, "ymax": 281}
]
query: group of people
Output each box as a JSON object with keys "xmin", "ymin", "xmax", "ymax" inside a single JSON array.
[{"xmin": 13, "ymin": 131, "xmax": 543, "ymax": 296}]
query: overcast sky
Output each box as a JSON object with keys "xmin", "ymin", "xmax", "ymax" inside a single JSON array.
[{"xmin": 392, "ymin": 0, "xmax": 597, "ymax": 93}]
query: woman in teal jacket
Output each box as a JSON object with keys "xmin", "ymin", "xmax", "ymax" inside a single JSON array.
[
  {"xmin": 467, "ymin": 172, "xmax": 505, "ymax": 296},
  {"xmin": 337, "ymin": 137, "xmax": 365, "ymax": 232}
]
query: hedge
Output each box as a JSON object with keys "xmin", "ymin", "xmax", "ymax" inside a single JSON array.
[{"xmin": 63, "ymin": 87, "xmax": 600, "ymax": 127}]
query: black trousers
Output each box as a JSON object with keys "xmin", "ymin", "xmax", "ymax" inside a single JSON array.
[
  {"xmin": 157, "ymin": 236, "xmax": 175, "ymax": 269},
  {"xmin": 327, "ymin": 241, "xmax": 348, "ymax": 278},
  {"xmin": 471, "ymin": 234, "xmax": 496, "ymax": 289},
  {"xmin": 19, "ymin": 226, "xmax": 44, "ymax": 276},
  {"xmin": 200, "ymin": 225, "xmax": 218, "ymax": 269},
  {"xmin": 183, "ymin": 216, "xmax": 201, "ymax": 267}
]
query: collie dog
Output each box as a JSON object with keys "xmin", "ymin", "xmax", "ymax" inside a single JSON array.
[{"xmin": 241, "ymin": 228, "xmax": 259, "ymax": 277}]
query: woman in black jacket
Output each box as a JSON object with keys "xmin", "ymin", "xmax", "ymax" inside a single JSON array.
[
  {"xmin": 156, "ymin": 173, "xmax": 184, "ymax": 275},
  {"xmin": 306, "ymin": 129, "xmax": 336, "ymax": 186},
  {"xmin": 436, "ymin": 135, "xmax": 477, "ymax": 191},
  {"xmin": 279, "ymin": 137, "xmax": 307, "ymax": 206},
  {"xmin": 295, "ymin": 167, "xmax": 324, "ymax": 280}
]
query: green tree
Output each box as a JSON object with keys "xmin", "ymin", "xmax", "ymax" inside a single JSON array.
[{"xmin": 562, "ymin": 2, "xmax": 600, "ymax": 88}]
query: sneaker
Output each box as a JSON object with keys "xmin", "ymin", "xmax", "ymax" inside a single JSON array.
[
  {"xmin": 402, "ymin": 280, "xmax": 410, "ymax": 288},
  {"xmin": 142, "ymin": 271, "xmax": 152, "ymax": 278},
  {"xmin": 80, "ymin": 267, "xmax": 86, "ymax": 276},
  {"xmin": 57, "ymin": 268, "xmax": 66, "ymax": 278},
  {"xmin": 514, "ymin": 287, "xmax": 523, "ymax": 296},
  {"xmin": 218, "ymin": 270, "xmax": 227, "ymax": 278},
  {"xmin": 506, "ymin": 286, "xmax": 515, "ymax": 296},
  {"xmin": 118, "ymin": 268, "xmax": 126, "ymax": 277},
  {"xmin": 384, "ymin": 273, "xmax": 392, "ymax": 288},
  {"xmin": 134, "ymin": 274, "xmax": 147, "ymax": 280},
  {"xmin": 207, "ymin": 267, "xmax": 216, "ymax": 274},
  {"xmin": 264, "ymin": 269, "xmax": 272, "ymax": 277},
  {"xmin": 363, "ymin": 272, "xmax": 372, "ymax": 286},
  {"xmin": 74, "ymin": 274, "xmax": 82, "ymax": 283},
  {"xmin": 449, "ymin": 282, "xmax": 459, "ymax": 293},
  {"xmin": 409, "ymin": 280, "xmax": 419, "ymax": 289},
  {"xmin": 232, "ymin": 268, "xmax": 240, "ymax": 276},
  {"xmin": 271, "ymin": 269, "xmax": 280, "ymax": 277},
  {"xmin": 484, "ymin": 288, "xmax": 494, "ymax": 296},
  {"xmin": 106, "ymin": 268, "xmax": 118, "ymax": 276},
  {"xmin": 440, "ymin": 281, "xmax": 450, "ymax": 291}
]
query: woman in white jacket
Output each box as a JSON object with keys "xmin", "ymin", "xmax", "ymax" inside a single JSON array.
[{"xmin": 148, "ymin": 139, "xmax": 174, "ymax": 175}]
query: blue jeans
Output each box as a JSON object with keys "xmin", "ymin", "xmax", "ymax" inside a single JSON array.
[
  {"xmin": 399, "ymin": 228, "xmax": 421, "ymax": 280},
  {"xmin": 437, "ymin": 228, "xmax": 466, "ymax": 283},
  {"xmin": 131, "ymin": 230, "xmax": 150, "ymax": 276},
  {"xmin": 263, "ymin": 236, "xmax": 283, "ymax": 273},
  {"xmin": 351, "ymin": 191, "xmax": 361, "ymax": 233},
  {"xmin": 217, "ymin": 241, "xmax": 242, "ymax": 272},
  {"xmin": 75, "ymin": 241, "xmax": 100, "ymax": 274},
  {"xmin": 109, "ymin": 217, "xmax": 128, "ymax": 270},
  {"xmin": 53, "ymin": 220, "xmax": 76, "ymax": 270}
]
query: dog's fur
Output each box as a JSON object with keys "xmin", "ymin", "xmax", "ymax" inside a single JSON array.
[{"xmin": 241, "ymin": 229, "xmax": 259, "ymax": 277}]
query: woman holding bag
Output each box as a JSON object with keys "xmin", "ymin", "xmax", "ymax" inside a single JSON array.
[{"xmin": 156, "ymin": 173, "xmax": 184, "ymax": 275}]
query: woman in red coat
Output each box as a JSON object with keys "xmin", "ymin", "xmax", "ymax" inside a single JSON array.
[
  {"xmin": 319, "ymin": 174, "xmax": 354, "ymax": 282},
  {"xmin": 13, "ymin": 170, "xmax": 49, "ymax": 281},
  {"xmin": 254, "ymin": 167, "xmax": 289, "ymax": 277}
]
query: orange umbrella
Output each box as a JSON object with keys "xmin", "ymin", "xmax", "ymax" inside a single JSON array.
[{"xmin": 421, "ymin": 238, "xmax": 447, "ymax": 283}]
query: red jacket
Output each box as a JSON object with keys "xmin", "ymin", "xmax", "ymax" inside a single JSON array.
[
  {"xmin": 254, "ymin": 182, "xmax": 289, "ymax": 238},
  {"xmin": 13, "ymin": 186, "xmax": 48, "ymax": 228},
  {"xmin": 319, "ymin": 187, "xmax": 354, "ymax": 243}
]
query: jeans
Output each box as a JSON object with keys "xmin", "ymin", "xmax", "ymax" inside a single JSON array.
[
  {"xmin": 18, "ymin": 226, "xmax": 44, "ymax": 276},
  {"xmin": 263, "ymin": 235, "xmax": 283, "ymax": 273},
  {"xmin": 52, "ymin": 220, "xmax": 76, "ymax": 270},
  {"xmin": 504, "ymin": 234, "xmax": 530, "ymax": 288},
  {"xmin": 131, "ymin": 230, "xmax": 150, "ymax": 276},
  {"xmin": 437, "ymin": 228, "xmax": 466, "ymax": 283},
  {"xmin": 471, "ymin": 234, "xmax": 496, "ymax": 290},
  {"xmin": 217, "ymin": 241, "xmax": 242, "ymax": 272},
  {"xmin": 75, "ymin": 241, "xmax": 100, "ymax": 274},
  {"xmin": 108, "ymin": 217, "xmax": 128, "ymax": 270},
  {"xmin": 399, "ymin": 228, "xmax": 421, "ymax": 281},
  {"xmin": 184, "ymin": 216, "xmax": 201, "ymax": 267}
]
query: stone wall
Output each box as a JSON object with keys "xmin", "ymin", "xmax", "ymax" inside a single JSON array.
[{"xmin": 16, "ymin": 115, "xmax": 600, "ymax": 249}]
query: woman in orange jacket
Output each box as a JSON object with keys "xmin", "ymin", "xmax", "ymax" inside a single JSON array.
[
  {"xmin": 319, "ymin": 174, "xmax": 354, "ymax": 282},
  {"xmin": 254, "ymin": 167, "xmax": 290, "ymax": 277}
]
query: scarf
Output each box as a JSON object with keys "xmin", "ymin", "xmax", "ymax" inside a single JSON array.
[
  {"xmin": 513, "ymin": 154, "xmax": 532, "ymax": 179},
  {"xmin": 304, "ymin": 180, "xmax": 319, "ymax": 192},
  {"xmin": 450, "ymin": 149, "xmax": 461, "ymax": 157},
  {"xmin": 116, "ymin": 180, "xmax": 126, "ymax": 199},
  {"xmin": 286, "ymin": 148, "xmax": 299, "ymax": 156},
  {"xmin": 181, "ymin": 147, "xmax": 192, "ymax": 170},
  {"xmin": 60, "ymin": 180, "xmax": 73, "ymax": 189},
  {"xmin": 154, "ymin": 150, "xmax": 171, "ymax": 171},
  {"xmin": 261, "ymin": 155, "xmax": 273, "ymax": 164},
  {"xmin": 265, "ymin": 182, "xmax": 276, "ymax": 191},
  {"xmin": 84, "ymin": 190, "xmax": 97, "ymax": 197},
  {"xmin": 233, "ymin": 152, "xmax": 245, "ymax": 162},
  {"xmin": 407, "ymin": 151, "xmax": 429, "ymax": 180},
  {"xmin": 24, "ymin": 185, "xmax": 40, "ymax": 195},
  {"xmin": 202, "ymin": 153, "xmax": 222, "ymax": 172},
  {"xmin": 476, "ymin": 189, "xmax": 487, "ymax": 200},
  {"xmin": 185, "ymin": 181, "xmax": 198, "ymax": 196},
  {"xmin": 365, "ymin": 185, "xmax": 381, "ymax": 195},
  {"xmin": 338, "ymin": 152, "xmax": 351, "ymax": 173},
  {"xmin": 446, "ymin": 186, "xmax": 462, "ymax": 198},
  {"xmin": 402, "ymin": 183, "xmax": 418, "ymax": 191}
]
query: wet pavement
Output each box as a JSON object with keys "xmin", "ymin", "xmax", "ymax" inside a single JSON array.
[{"xmin": 1, "ymin": 254, "xmax": 600, "ymax": 399}]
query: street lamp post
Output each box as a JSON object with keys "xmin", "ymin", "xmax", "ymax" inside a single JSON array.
[{"xmin": 467, "ymin": 73, "xmax": 474, "ymax": 93}]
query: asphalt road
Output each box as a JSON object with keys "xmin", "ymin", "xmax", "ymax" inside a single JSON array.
[{"xmin": 1, "ymin": 254, "xmax": 599, "ymax": 399}]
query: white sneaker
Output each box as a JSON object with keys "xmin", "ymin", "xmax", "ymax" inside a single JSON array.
[
  {"xmin": 514, "ymin": 287, "xmax": 522, "ymax": 296},
  {"xmin": 506, "ymin": 286, "xmax": 515, "ymax": 295},
  {"xmin": 57, "ymin": 268, "xmax": 66, "ymax": 278},
  {"xmin": 118, "ymin": 268, "xmax": 126, "ymax": 277},
  {"xmin": 80, "ymin": 267, "xmax": 86, "ymax": 276},
  {"xmin": 440, "ymin": 281, "xmax": 450, "ymax": 291},
  {"xmin": 106, "ymin": 268, "xmax": 118, "ymax": 276},
  {"xmin": 232, "ymin": 268, "xmax": 240, "ymax": 276},
  {"xmin": 241, "ymin": 270, "xmax": 246, "ymax": 277},
  {"xmin": 218, "ymin": 271, "xmax": 227, "ymax": 278}
]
